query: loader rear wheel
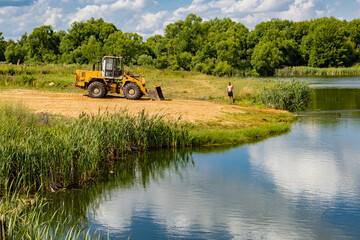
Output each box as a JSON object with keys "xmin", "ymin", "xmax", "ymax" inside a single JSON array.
[
  {"xmin": 88, "ymin": 81, "xmax": 106, "ymax": 98},
  {"xmin": 124, "ymin": 82, "xmax": 142, "ymax": 100}
]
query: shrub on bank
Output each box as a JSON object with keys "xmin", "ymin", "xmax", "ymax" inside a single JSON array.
[{"xmin": 260, "ymin": 80, "xmax": 312, "ymax": 112}]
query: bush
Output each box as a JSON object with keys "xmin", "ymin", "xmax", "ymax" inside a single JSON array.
[
  {"xmin": 177, "ymin": 52, "xmax": 192, "ymax": 70},
  {"xmin": 251, "ymin": 41, "xmax": 284, "ymax": 76},
  {"xmin": 213, "ymin": 61, "xmax": 233, "ymax": 76},
  {"xmin": 260, "ymin": 80, "xmax": 312, "ymax": 112},
  {"xmin": 137, "ymin": 54, "xmax": 154, "ymax": 66},
  {"xmin": 19, "ymin": 74, "xmax": 36, "ymax": 85}
]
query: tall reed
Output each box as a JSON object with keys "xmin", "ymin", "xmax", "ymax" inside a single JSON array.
[
  {"xmin": 0, "ymin": 179, "xmax": 109, "ymax": 239},
  {"xmin": 259, "ymin": 80, "xmax": 312, "ymax": 112},
  {"xmin": 276, "ymin": 66, "xmax": 360, "ymax": 76},
  {"xmin": 0, "ymin": 102, "xmax": 193, "ymax": 191}
]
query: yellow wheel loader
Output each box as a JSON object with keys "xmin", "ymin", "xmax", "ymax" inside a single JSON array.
[{"xmin": 74, "ymin": 56, "xmax": 164, "ymax": 100}]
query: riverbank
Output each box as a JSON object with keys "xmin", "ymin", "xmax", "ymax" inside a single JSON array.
[
  {"xmin": 0, "ymin": 100, "xmax": 293, "ymax": 240},
  {"xmin": 0, "ymin": 94, "xmax": 294, "ymax": 191}
]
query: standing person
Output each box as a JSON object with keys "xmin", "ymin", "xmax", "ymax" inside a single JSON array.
[{"xmin": 227, "ymin": 82, "xmax": 234, "ymax": 104}]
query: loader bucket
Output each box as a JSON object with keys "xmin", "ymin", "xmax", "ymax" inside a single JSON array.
[{"xmin": 148, "ymin": 86, "xmax": 165, "ymax": 100}]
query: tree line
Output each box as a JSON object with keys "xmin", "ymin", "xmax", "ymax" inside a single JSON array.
[{"xmin": 1, "ymin": 14, "xmax": 359, "ymax": 76}]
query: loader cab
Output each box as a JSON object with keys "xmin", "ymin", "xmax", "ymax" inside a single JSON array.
[{"xmin": 102, "ymin": 56, "xmax": 124, "ymax": 78}]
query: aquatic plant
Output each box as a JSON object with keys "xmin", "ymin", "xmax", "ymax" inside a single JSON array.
[
  {"xmin": 259, "ymin": 80, "xmax": 312, "ymax": 112},
  {"xmin": 276, "ymin": 66, "xmax": 360, "ymax": 76},
  {"xmin": 0, "ymin": 102, "xmax": 192, "ymax": 191},
  {"xmin": 0, "ymin": 179, "xmax": 109, "ymax": 240}
]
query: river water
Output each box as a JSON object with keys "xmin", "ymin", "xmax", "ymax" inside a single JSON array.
[{"xmin": 51, "ymin": 77, "xmax": 360, "ymax": 240}]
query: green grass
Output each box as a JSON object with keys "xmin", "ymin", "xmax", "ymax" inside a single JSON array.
[
  {"xmin": 276, "ymin": 66, "xmax": 360, "ymax": 76},
  {"xmin": 0, "ymin": 101, "xmax": 193, "ymax": 192},
  {"xmin": 129, "ymin": 66, "xmax": 272, "ymax": 106},
  {"xmin": 192, "ymin": 111, "xmax": 295, "ymax": 145},
  {"xmin": 0, "ymin": 64, "xmax": 89, "ymax": 91},
  {"xmin": 0, "ymin": 179, "xmax": 109, "ymax": 240}
]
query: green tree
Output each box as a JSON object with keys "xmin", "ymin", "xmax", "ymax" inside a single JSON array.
[
  {"xmin": 145, "ymin": 35, "xmax": 168, "ymax": 58},
  {"xmin": 137, "ymin": 54, "xmax": 154, "ymax": 66},
  {"xmin": 307, "ymin": 18, "xmax": 355, "ymax": 67},
  {"xmin": 80, "ymin": 36, "xmax": 103, "ymax": 63},
  {"xmin": 27, "ymin": 25, "xmax": 60, "ymax": 62},
  {"xmin": 177, "ymin": 52, "xmax": 192, "ymax": 70},
  {"xmin": 4, "ymin": 33, "xmax": 28, "ymax": 64},
  {"xmin": 279, "ymin": 39, "xmax": 303, "ymax": 66},
  {"xmin": 213, "ymin": 60, "xmax": 232, "ymax": 76},
  {"xmin": 293, "ymin": 21, "xmax": 310, "ymax": 43},
  {"xmin": 103, "ymin": 31, "xmax": 145, "ymax": 65},
  {"xmin": 215, "ymin": 21, "xmax": 249, "ymax": 68},
  {"xmin": 60, "ymin": 18, "xmax": 116, "ymax": 55},
  {"xmin": 0, "ymin": 32, "xmax": 8, "ymax": 61},
  {"xmin": 251, "ymin": 41, "xmax": 284, "ymax": 76},
  {"xmin": 5, "ymin": 43, "xmax": 27, "ymax": 64},
  {"xmin": 346, "ymin": 19, "xmax": 360, "ymax": 58}
]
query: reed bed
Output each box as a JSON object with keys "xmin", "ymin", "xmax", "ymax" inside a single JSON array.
[
  {"xmin": 276, "ymin": 66, "xmax": 360, "ymax": 76},
  {"xmin": 260, "ymin": 80, "xmax": 312, "ymax": 112},
  {"xmin": 0, "ymin": 180, "xmax": 109, "ymax": 240},
  {"xmin": 0, "ymin": 102, "xmax": 192, "ymax": 192}
]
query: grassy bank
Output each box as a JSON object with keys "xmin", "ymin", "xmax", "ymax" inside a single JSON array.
[
  {"xmin": 192, "ymin": 110, "xmax": 294, "ymax": 145},
  {"xmin": 0, "ymin": 102, "xmax": 191, "ymax": 192},
  {"xmin": 0, "ymin": 104, "xmax": 294, "ymax": 239},
  {"xmin": 0, "ymin": 101, "xmax": 294, "ymax": 192}
]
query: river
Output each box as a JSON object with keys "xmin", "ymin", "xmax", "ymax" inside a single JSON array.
[{"xmin": 50, "ymin": 77, "xmax": 360, "ymax": 240}]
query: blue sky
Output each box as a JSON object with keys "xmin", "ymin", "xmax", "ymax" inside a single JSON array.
[{"xmin": 1, "ymin": 0, "xmax": 360, "ymax": 40}]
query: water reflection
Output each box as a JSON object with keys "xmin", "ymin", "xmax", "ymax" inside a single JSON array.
[
  {"xmin": 48, "ymin": 150, "xmax": 194, "ymax": 224},
  {"xmin": 77, "ymin": 118, "xmax": 360, "ymax": 239},
  {"xmin": 249, "ymin": 117, "xmax": 360, "ymax": 202},
  {"xmin": 52, "ymin": 116, "xmax": 360, "ymax": 240},
  {"xmin": 88, "ymin": 146, "xmax": 317, "ymax": 240},
  {"xmin": 309, "ymin": 88, "xmax": 360, "ymax": 111},
  {"xmin": 47, "ymin": 79, "xmax": 360, "ymax": 240}
]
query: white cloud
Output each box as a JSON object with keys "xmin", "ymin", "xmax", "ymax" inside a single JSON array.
[
  {"xmin": 110, "ymin": 0, "xmax": 146, "ymax": 10},
  {"xmin": 315, "ymin": 9, "xmax": 325, "ymax": 16},
  {"xmin": 0, "ymin": 0, "xmax": 358, "ymax": 40},
  {"xmin": 0, "ymin": 0, "xmax": 69, "ymax": 38},
  {"xmin": 92, "ymin": 163, "xmax": 314, "ymax": 239},
  {"xmin": 280, "ymin": 0, "xmax": 317, "ymax": 22},
  {"xmin": 70, "ymin": 4, "xmax": 109, "ymax": 23},
  {"xmin": 136, "ymin": 11, "xmax": 168, "ymax": 31},
  {"xmin": 334, "ymin": 1, "xmax": 341, "ymax": 6},
  {"xmin": 248, "ymin": 120, "xmax": 360, "ymax": 201}
]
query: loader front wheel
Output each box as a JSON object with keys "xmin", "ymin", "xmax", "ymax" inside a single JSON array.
[
  {"xmin": 88, "ymin": 81, "xmax": 106, "ymax": 98},
  {"xmin": 124, "ymin": 82, "xmax": 142, "ymax": 100}
]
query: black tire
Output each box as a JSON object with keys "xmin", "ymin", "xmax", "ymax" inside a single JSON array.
[
  {"xmin": 124, "ymin": 82, "xmax": 142, "ymax": 100},
  {"xmin": 88, "ymin": 81, "xmax": 106, "ymax": 98}
]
